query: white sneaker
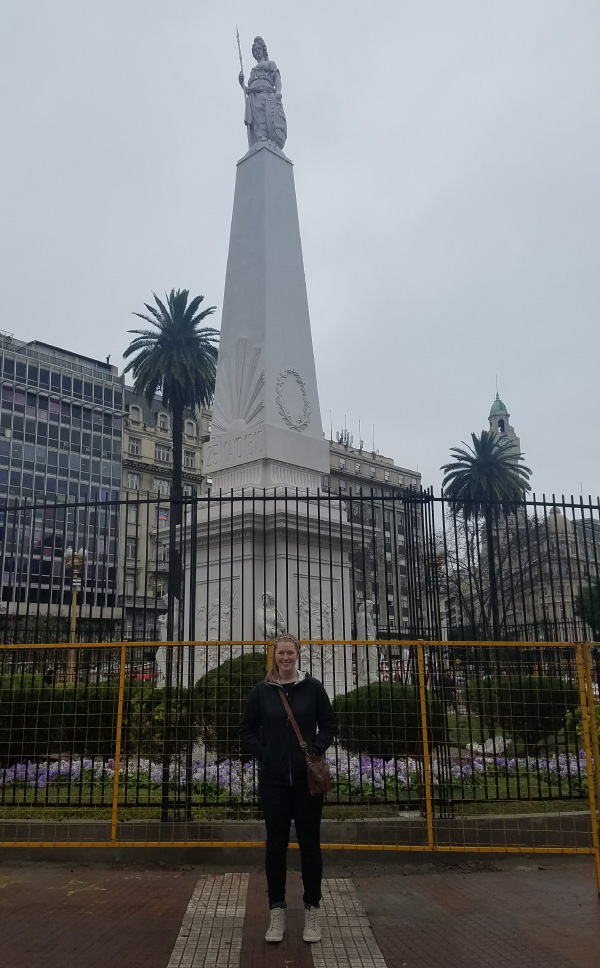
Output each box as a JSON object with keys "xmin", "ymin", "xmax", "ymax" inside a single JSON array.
[
  {"xmin": 303, "ymin": 905, "xmax": 321, "ymax": 942},
  {"xmin": 265, "ymin": 907, "xmax": 285, "ymax": 942}
]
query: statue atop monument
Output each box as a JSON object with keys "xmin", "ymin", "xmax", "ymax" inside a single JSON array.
[{"xmin": 238, "ymin": 35, "xmax": 287, "ymax": 151}]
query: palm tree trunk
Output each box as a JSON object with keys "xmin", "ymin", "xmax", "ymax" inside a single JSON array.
[
  {"xmin": 485, "ymin": 508, "xmax": 500, "ymax": 640},
  {"xmin": 171, "ymin": 401, "xmax": 184, "ymax": 513},
  {"xmin": 167, "ymin": 400, "xmax": 184, "ymax": 636},
  {"xmin": 162, "ymin": 401, "xmax": 185, "ymax": 821}
]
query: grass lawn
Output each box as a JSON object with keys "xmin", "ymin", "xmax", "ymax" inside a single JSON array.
[
  {"xmin": 0, "ymin": 772, "xmax": 590, "ymax": 823},
  {"xmin": 445, "ymin": 712, "xmax": 489, "ymax": 747}
]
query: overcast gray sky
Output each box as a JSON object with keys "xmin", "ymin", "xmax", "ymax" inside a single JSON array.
[{"xmin": 1, "ymin": 1, "xmax": 598, "ymax": 500}]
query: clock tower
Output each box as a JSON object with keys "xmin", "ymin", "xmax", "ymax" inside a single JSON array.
[{"xmin": 488, "ymin": 392, "xmax": 521, "ymax": 455}]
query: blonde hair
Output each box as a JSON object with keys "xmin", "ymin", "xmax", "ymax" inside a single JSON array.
[{"xmin": 265, "ymin": 634, "xmax": 301, "ymax": 684}]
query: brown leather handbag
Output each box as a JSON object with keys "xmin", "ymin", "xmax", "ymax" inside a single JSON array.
[{"xmin": 277, "ymin": 689, "xmax": 331, "ymax": 797}]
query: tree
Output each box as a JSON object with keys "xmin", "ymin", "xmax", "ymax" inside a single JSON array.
[
  {"xmin": 441, "ymin": 430, "xmax": 531, "ymax": 640},
  {"xmin": 438, "ymin": 512, "xmax": 536, "ymax": 640},
  {"xmin": 123, "ymin": 288, "xmax": 219, "ymax": 503},
  {"xmin": 123, "ymin": 288, "xmax": 219, "ymax": 820},
  {"xmin": 469, "ymin": 675, "xmax": 579, "ymax": 752},
  {"xmin": 574, "ymin": 584, "xmax": 600, "ymax": 641}
]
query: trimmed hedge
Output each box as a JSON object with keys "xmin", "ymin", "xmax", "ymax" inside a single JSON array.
[
  {"xmin": 194, "ymin": 650, "xmax": 267, "ymax": 758},
  {"xmin": 0, "ymin": 674, "xmax": 120, "ymax": 763},
  {"xmin": 0, "ymin": 673, "xmax": 197, "ymax": 763},
  {"xmin": 467, "ymin": 675, "xmax": 579, "ymax": 750},
  {"xmin": 333, "ymin": 681, "xmax": 446, "ymax": 758}
]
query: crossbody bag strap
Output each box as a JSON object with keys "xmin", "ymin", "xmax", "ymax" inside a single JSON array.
[{"xmin": 277, "ymin": 688, "xmax": 308, "ymax": 753}]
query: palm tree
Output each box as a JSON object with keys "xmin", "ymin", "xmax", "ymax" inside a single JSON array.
[
  {"xmin": 123, "ymin": 289, "xmax": 219, "ymax": 503},
  {"xmin": 123, "ymin": 289, "xmax": 219, "ymax": 822},
  {"xmin": 440, "ymin": 430, "xmax": 532, "ymax": 639}
]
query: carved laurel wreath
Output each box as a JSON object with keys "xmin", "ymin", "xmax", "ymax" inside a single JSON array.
[{"xmin": 276, "ymin": 368, "xmax": 311, "ymax": 432}]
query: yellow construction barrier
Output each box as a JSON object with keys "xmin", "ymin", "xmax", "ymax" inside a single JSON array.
[{"xmin": 0, "ymin": 639, "xmax": 598, "ymax": 894}]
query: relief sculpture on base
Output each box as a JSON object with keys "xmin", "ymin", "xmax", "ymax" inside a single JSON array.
[
  {"xmin": 256, "ymin": 592, "xmax": 287, "ymax": 639},
  {"xmin": 195, "ymin": 586, "xmax": 240, "ymax": 679}
]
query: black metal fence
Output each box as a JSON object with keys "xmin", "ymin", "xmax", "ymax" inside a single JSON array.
[
  {"xmin": 0, "ymin": 489, "xmax": 599, "ymax": 850},
  {"xmin": 1, "ymin": 489, "xmax": 599, "ymax": 647}
]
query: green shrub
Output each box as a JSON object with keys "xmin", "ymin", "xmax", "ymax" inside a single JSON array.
[
  {"xmin": 332, "ymin": 681, "xmax": 446, "ymax": 758},
  {"xmin": 468, "ymin": 675, "xmax": 579, "ymax": 751},
  {"xmin": 0, "ymin": 673, "xmax": 198, "ymax": 762},
  {"xmin": 0, "ymin": 673, "xmax": 119, "ymax": 763},
  {"xmin": 564, "ymin": 702, "xmax": 600, "ymax": 741},
  {"xmin": 194, "ymin": 650, "xmax": 267, "ymax": 758},
  {"xmin": 122, "ymin": 682, "xmax": 198, "ymax": 757}
]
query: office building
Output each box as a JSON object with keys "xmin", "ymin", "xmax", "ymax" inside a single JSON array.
[
  {"xmin": 0, "ymin": 333, "xmax": 124, "ymax": 630},
  {"xmin": 119, "ymin": 387, "xmax": 209, "ymax": 638},
  {"xmin": 327, "ymin": 429, "xmax": 421, "ymax": 636}
]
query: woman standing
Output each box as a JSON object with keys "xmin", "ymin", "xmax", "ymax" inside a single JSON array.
[{"xmin": 241, "ymin": 634, "xmax": 336, "ymax": 943}]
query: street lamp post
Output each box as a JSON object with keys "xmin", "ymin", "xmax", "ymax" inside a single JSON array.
[{"xmin": 65, "ymin": 546, "xmax": 86, "ymax": 684}]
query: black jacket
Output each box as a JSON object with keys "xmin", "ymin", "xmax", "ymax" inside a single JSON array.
[{"xmin": 240, "ymin": 672, "xmax": 336, "ymax": 786}]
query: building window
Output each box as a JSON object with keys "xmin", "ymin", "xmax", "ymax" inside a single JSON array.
[
  {"xmin": 155, "ymin": 444, "xmax": 171, "ymax": 463},
  {"xmin": 185, "ymin": 420, "xmax": 197, "ymax": 438},
  {"xmin": 125, "ymin": 577, "xmax": 135, "ymax": 597},
  {"xmin": 397, "ymin": 474, "xmax": 403, "ymax": 485},
  {"xmin": 128, "ymin": 437, "xmax": 141, "ymax": 456},
  {"xmin": 125, "ymin": 538, "xmax": 137, "ymax": 560},
  {"xmin": 158, "ymin": 413, "xmax": 169, "ymax": 431},
  {"xmin": 127, "ymin": 472, "xmax": 139, "ymax": 490},
  {"xmin": 156, "ymin": 506, "xmax": 169, "ymax": 529},
  {"xmin": 355, "ymin": 463, "xmax": 361, "ymax": 474},
  {"xmin": 127, "ymin": 505, "xmax": 138, "ymax": 525},
  {"xmin": 384, "ymin": 470, "xmax": 390, "ymax": 482},
  {"xmin": 184, "ymin": 450, "xmax": 194, "ymax": 469},
  {"xmin": 339, "ymin": 479, "xmax": 347, "ymax": 492},
  {"xmin": 370, "ymin": 466, "xmax": 376, "ymax": 478},
  {"xmin": 183, "ymin": 483, "xmax": 195, "ymax": 497},
  {"xmin": 154, "ymin": 477, "xmax": 170, "ymax": 496},
  {"xmin": 339, "ymin": 458, "xmax": 346, "ymax": 470},
  {"xmin": 150, "ymin": 578, "xmax": 167, "ymax": 599},
  {"xmin": 129, "ymin": 406, "xmax": 141, "ymax": 424}
]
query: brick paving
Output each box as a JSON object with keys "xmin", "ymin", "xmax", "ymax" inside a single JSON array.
[
  {"xmin": 0, "ymin": 864, "xmax": 198, "ymax": 968},
  {"xmin": 354, "ymin": 859, "xmax": 600, "ymax": 968},
  {"xmin": 0, "ymin": 858, "xmax": 598, "ymax": 968}
]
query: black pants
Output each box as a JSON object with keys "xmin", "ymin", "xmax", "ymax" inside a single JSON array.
[{"xmin": 260, "ymin": 783, "xmax": 324, "ymax": 909}]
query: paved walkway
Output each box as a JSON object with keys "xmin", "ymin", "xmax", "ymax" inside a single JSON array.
[{"xmin": 0, "ymin": 858, "xmax": 598, "ymax": 968}]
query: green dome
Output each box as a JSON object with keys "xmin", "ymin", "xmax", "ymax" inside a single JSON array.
[{"xmin": 490, "ymin": 393, "xmax": 507, "ymax": 414}]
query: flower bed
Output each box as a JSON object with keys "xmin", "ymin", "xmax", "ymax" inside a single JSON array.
[{"xmin": 0, "ymin": 750, "xmax": 591, "ymax": 804}]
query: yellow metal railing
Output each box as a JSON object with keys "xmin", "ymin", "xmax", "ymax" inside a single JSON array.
[{"xmin": 0, "ymin": 638, "xmax": 598, "ymax": 894}]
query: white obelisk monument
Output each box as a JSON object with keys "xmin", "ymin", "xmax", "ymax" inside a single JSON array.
[
  {"xmin": 183, "ymin": 36, "xmax": 352, "ymax": 690},
  {"xmin": 203, "ymin": 134, "xmax": 329, "ymax": 491}
]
